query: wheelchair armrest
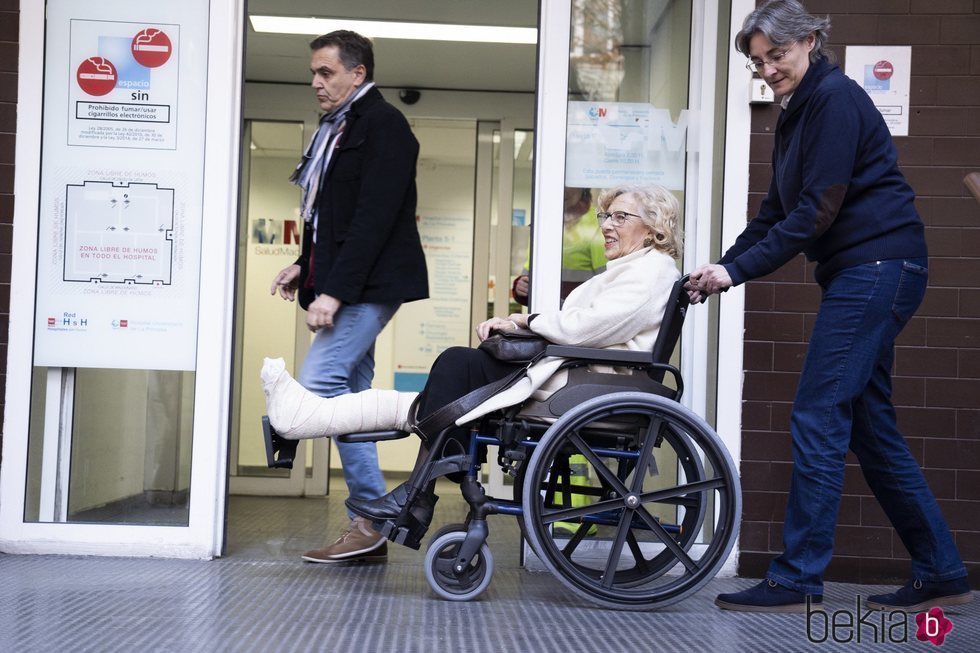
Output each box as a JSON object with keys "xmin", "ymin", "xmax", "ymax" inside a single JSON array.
[
  {"xmin": 544, "ymin": 345, "xmax": 652, "ymax": 365},
  {"xmin": 336, "ymin": 430, "xmax": 411, "ymax": 444},
  {"xmin": 543, "ymin": 345, "xmax": 683, "ymax": 397}
]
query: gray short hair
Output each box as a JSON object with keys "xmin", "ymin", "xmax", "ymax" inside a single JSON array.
[
  {"xmin": 735, "ymin": 0, "xmax": 832, "ymax": 63},
  {"xmin": 597, "ymin": 184, "xmax": 683, "ymax": 259}
]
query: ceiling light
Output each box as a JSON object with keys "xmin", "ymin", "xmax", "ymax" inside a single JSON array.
[{"xmin": 249, "ymin": 16, "xmax": 537, "ymax": 45}]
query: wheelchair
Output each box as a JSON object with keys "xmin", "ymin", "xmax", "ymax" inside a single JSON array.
[{"xmin": 263, "ymin": 275, "xmax": 741, "ymax": 610}]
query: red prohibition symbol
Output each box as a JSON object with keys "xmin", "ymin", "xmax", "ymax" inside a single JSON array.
[
  {"xmin": 76, "ymin": 57, "xmax": 117, "ymax": 96},
  {"xmin": 872, "ymin": 60, "xmax": 894, "ymax": 81},
  {"xmin": 131, "ymin": 28, "xmax": 172, "ymax": 68}
]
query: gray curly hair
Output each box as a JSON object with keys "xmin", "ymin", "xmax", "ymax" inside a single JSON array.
[
  {"xmin": 735, "ymin": 0, "xmax": 832, "ymax": 63},
  {"xmin": 597, "ymin": 184, "xmax": 683, "ymax": 259}
]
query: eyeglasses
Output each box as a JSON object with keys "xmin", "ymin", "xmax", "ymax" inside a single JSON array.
[
  {"xmin": 596, "ymin": 210, "xmax": 641, "ymax": 227},
  {"xmin": 745, "ymin": 41, "xmax": 797, "ymax": 73}
]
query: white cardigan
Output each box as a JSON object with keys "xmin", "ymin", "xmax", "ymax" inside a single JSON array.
[{"xmin": 457, "ymin": 247, "xmax": 680, "ymax": 424}]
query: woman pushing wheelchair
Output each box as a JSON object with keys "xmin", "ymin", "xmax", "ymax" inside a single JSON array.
[{"xmin": 262, "ymin": 182, "xmax": 683, "ymax": 545}]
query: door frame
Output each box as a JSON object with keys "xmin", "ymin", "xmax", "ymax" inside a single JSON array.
[
  {"xmin": 0, "ymin": 0, "xmax": 244, "ymax": 559},
  {"xmin": 227, "ymin": 118, "xmax": 332, "ymax": 499}
]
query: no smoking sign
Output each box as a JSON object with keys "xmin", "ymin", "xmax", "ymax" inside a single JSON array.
[
  {"xmin": 131, "ymin": 28, "xmax": 172, "ymax": 68},
  {"xmin": 76, "ymin": 57, "xmax": 117, "ymax": 96}
]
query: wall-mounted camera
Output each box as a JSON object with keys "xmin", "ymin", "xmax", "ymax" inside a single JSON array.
[{"xmin": 399, "ymin": 89, "xmax": 421, "ymax": 105}]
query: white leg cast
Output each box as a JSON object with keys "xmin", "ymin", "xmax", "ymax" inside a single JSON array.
[{"xmin": 261, "ymin": 357, "xmax": 418, "ymax": 439}]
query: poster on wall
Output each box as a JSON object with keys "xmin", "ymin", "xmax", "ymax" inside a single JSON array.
[
  {"xmin": 565, "ymin": 102, "xmax": 688, "ymax": 191},
  {"xmin": 391, "ymin": 211, "xmax": 474, "ymax": 391},
  {"xmin": 844, "ymin": 46, "xmax": 911, "ymax": 137},
  {"xmin": 34, "ymin": 0, "xmax": 209, "ymax": 371}
]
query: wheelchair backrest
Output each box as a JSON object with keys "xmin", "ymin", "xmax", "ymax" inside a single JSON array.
[
  {"xmin": 648, "ymin": 273, "xmax": 691, "ymax": 381},
  {"xmin": 514, "ymin": 272, "xmax": 692, "ymax": 421}
]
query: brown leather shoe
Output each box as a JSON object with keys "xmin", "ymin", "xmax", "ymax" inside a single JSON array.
[{"xmin": 301, "ymin": 517, "xmax": 387, "ymax": 564}]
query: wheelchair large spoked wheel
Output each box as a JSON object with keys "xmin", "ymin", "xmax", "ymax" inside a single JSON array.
[
  {"xmin": 521, "ymin": 392, "xmax": 740, "ymax": 610},
  {"xmin": 424, "ymin": 523, "xmax": 495, "ymax": 602},
  {"xmin": 514, "ymin": 409, "xmax": 709, "ymax": 563}
]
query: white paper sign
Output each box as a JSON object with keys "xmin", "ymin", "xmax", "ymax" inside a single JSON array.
[
  {"xmin": 34, "ymin": 0, "xmax": 209, "ymax": 371},
  {"xmin": 68, "ymin": 20, "xmax": 180, "ymax": 149},
  {"xmin": 565, "ymin": 102, "xmax": 688, "ymax": 191},
  {"xmin": 844, "ymin": 46, "xmax": 911, "ymax": 137}
]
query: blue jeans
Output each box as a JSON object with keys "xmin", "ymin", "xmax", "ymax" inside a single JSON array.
[
  {"xmin": 768, "ymin": 258, "xmax": 966, "ymax": 594},
  {"xmin": 299, "ymin": 301, "xmax": 401, "ymax": 517}
]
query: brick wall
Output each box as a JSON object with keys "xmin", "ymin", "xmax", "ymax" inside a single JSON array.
[
  {"xmin": 736, "ymin": 0, "xmax": 980, "ymax": 586},
  {"xmin": 0, "ymin": 0, "xmax": 18, "ymax": 462}
]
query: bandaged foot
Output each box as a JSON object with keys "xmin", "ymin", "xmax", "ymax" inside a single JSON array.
[{"xmin": 261, "ymin": 357, "xmax": 418, "ymax": 439}]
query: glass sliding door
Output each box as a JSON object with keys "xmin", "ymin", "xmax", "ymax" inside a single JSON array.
[
  {"xmin": 228, "ymin": 119, "xmax": 331, "ymax": 497},
  {"xmin": 25, "ymin": 368, "xmax": 194, "ymax": 525},
  {"xmin": 528, "ymin": 0, "xmax": 730, "ymax": 566},
  {"xmin": 473, "ymin": 121, "xmax": 533, "ymax": 499}
]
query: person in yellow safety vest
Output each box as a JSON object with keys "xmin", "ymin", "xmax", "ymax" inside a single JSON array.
[
  {"xmin": 512, "ymin": 187, "xmax": 604, "ymax": 537},
  {"xmin": 511, "ymin": 187, "xmax": 606, "ymax": 306}
]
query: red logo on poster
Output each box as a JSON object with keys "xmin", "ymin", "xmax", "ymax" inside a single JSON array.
[
  {"xmin": 47, "ymin": 317, "xmax": 55, "ymax": 326},
  {"xmin": 131, "ymin": 28, "xmax": 172, "ymax": 68},
  {"xmin": 76, "ymin": 57, "xmax": 117, "ymax": 96},
  {"xmin": 873, "ymin": 60, "xmax": 894, "ymax": 81}
]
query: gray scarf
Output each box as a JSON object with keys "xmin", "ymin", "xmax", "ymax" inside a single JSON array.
[{"xmin": 290, "ymin": 82, "xmax": 375, "ymax": 223}]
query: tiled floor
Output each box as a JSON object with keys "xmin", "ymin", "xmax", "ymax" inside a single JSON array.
[{"xmin": 1, "ymin": 487, "xmax": 977, "ymax": 652}]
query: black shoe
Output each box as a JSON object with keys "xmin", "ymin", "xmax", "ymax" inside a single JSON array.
[
  {"xmin": 866, "ymin": 577, "xmax": 973, "ymax": 612},
  {"xmin": 346, "ymin": 482, "xmax": 439, "ymax": 528},
  {"xmin": 262, "ymin": 416, "xmax": 298, "ymax": 469},
  {"xmin": 715, "ymin": 579, "xmax": 823, "ymax": 613}
]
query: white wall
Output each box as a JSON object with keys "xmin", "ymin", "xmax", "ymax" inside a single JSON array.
[{"xmin": 68, "ymin": 370, "xmax": 148, "ymax": 513}]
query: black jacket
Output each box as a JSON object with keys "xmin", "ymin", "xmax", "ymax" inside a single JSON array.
[
  {"xmin": 297, "ymin": 86, "xmax": 429, "ymax": 308},
  {"xmin": 719, "ymin": 59, "xmax": 925, "ymax": 287}
]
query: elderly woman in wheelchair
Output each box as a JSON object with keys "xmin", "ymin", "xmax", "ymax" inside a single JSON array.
[{"xmin": 262, "ymin": 183, "xmax": 740, "ymax": 608}]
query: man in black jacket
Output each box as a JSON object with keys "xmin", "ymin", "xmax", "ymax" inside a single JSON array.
[{"xmin": 270, "ymin": 30, "xmax": 428, "ymax": 564}]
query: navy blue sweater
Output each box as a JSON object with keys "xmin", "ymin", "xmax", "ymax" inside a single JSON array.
[{"xmin": 719, "ymin": 59, "xmax": 926, "ymax": 287}]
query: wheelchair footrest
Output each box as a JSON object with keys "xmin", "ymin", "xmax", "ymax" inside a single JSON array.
[
  {"xmin": 262, "ymin": 416, "xmax": 298, "ymax": 470},
  {"xmin": 377, "ymin": 517, "xmax": 427, "ymax": 551}
]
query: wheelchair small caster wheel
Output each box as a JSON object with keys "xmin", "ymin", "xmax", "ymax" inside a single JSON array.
[{"xmin": 424, "ymin": 525, "xmax": 494, "ymax": 601}]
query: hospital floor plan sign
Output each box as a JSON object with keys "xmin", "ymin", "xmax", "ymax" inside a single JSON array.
[
  {"xmin": 64, "ymin": 181, "xmax": 174, "ymax": 285},
  {"xmin": 35, "ymin": 0, "xmax": 208, "ymax": 371}
]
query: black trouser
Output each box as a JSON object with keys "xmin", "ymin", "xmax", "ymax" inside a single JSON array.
[{"xmin": 416, "ymin": 346, "xmax": 521, "ymax": 456}]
